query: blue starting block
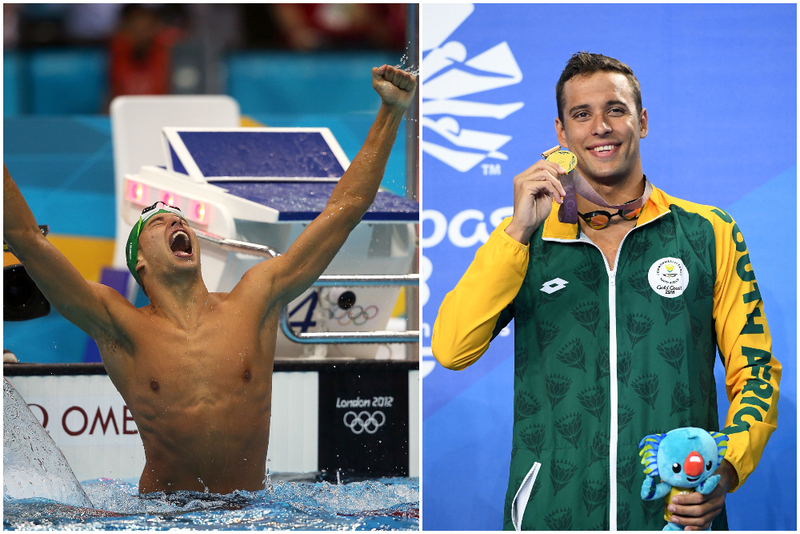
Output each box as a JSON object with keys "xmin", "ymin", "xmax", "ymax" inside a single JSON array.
[
  {"xmin": 163, "ymin": 128, "xmax": 348, "ymax": 182},
  {"xmin": 214, "ymin": 181, "xmax": 419, "ymax": 222}
]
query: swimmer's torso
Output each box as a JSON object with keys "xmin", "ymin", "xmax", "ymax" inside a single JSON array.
[{"xmin": 97, "ymin": 292, "xmax": 279, "ymax": 495}]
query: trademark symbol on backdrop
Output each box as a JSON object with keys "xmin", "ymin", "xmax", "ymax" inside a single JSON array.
[{"xmin": 482, "ymin": 163, "xmax": 501, "ymax": 176}]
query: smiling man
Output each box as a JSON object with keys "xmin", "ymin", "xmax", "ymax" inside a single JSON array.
[
  {"xmin": 4, "ymin": 64, "xmax": 416, "ymax": 495},
  {"xmin": 432, "ymin": 52, "xmax": 779, "ymax": 530}
]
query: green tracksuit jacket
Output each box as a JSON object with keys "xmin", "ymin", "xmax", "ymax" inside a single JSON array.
[{"xmin": 433, "ymin": 185, "xmax": 780, "ymax": 530}]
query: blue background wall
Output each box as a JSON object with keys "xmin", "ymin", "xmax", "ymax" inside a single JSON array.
[{"xmin": 421, "ymin": 4, "xmax": 796, "ymax": 530}]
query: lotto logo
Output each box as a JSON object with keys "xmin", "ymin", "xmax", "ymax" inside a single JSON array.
[{"xmin": 541, "ymin": 278, "xmax": 569, "ymax": 294}]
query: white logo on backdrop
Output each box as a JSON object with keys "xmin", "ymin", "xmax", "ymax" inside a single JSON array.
[
  {"xmin": 422, "ymin": 206, "xmax": 513, "ymax": 249},
  {"xmin": 421, "ymin": 4, "xmax": 522, "ymax": 378},
  {"xmin": 343, "ymin": 410, "xmax": 386, "ymax": 435},
  {"xmin": 422, "ymin": 4, "xmax": 524, "ymax": 172}
]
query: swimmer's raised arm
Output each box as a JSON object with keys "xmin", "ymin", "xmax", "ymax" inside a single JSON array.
[
  {"xmin": 231, "ymin": 65, "xmax": 416, "ymax": 313},
  {"xmin": 3, "ymin": 163, "xmax": 133, "ymax": 350}
]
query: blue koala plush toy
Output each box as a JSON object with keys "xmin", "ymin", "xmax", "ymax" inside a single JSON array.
[{"xmin": 638, "ymin": 427, "xmax": 728, "ymax": 531}]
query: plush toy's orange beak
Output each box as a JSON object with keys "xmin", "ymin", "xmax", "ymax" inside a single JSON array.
[{"xmin": 684, "ymin": 451, "xmax": 704, "ymax": 477}]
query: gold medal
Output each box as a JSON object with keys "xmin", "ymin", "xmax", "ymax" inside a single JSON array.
[
  {"xmin": 541, "ymin": 144, "xmax": 652, "ymax": 225},
  {"xmin": 543, "ymin": 146, "xmax": 576, "ymax": 174}
]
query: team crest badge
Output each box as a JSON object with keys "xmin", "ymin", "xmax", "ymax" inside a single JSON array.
[{"xmin": 648, "ymin": 257, "xmax": 689, "ymax": 298}]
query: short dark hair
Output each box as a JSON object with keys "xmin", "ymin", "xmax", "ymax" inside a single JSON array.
[{"xmin": 555, "ymin": 52, "xmax": 642, "ymax": 125}]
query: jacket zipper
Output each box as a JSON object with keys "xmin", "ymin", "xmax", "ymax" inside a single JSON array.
[
  {"xmin": 608, "ymin": 269, "xmax": 618, "ymax": 531},
  {"xmin": 546, "ymin": 211, "xmax": 669, "ymax": 530},
  {"xmin": 603, "ymin": 212, "xmax": 670, "ymax": 530},
  {"xmin": 577, "ymin": 231, "xmax": 629, "ymax": 532}
]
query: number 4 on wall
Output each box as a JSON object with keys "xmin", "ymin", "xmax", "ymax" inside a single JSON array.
[{"xmin": 288, "ymin": 290, "xmax": 319, "ymax": 333}]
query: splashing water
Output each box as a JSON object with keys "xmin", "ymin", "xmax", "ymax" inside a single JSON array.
[
  {"xmin": 3, "ymin": 476, "xmax": 419, "ymax": 530},
  {"xmin": 4, "ymin": 378, "xmax": 418, "ymax": 530},
  {"xmin": 395, "ymin": 53, "xmax": 419, "ymax": 78},
  {"xmin": 3, "ymin": 378, "xmax": 93, "ymax": 508}
]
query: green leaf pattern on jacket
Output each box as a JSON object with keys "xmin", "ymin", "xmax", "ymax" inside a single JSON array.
[
  {"xmin": 556, "ymin": 338, "xmax": 587, "ymax": 371},
  {"xmin": 545, "ymin": 374, "xmax": 572, "ymax": 410},
  {"xmin": 544, "ymin": 508, "xmax": 573, "ymax": 530},
  {"xmin": 578, "ymin": 385, "xmax": 607, "ymax": 422},
  {"xmin": 657, "ymin": 338, "xmax": 685, "ymax": 372},
  {"xmin": 626, "ymin": 314, "xmax": 654, "ymax": 349},
  {"xmin": 660, "ymin": 296, "xmax": 685, "ymax": 325},
  {"xmin": 628, "ymin": 271, "xmax": 652, "ymax": 302},
  {"xmin": 572, "ymin": 301, "xmax": 601, "ymax": 335},
  {"xmin": 617, "ymin": 455, "xmax": 639, "ymax": 492},
  {"xmin": 504, "ymin": 203, "xmax": 726, "ymax": 530},
  {"xmin": 670, "ymin": 382, "xmax": 693, "ymax": 416},
  {"xmin": 554, "ymin": 412, "xmax": 583, "ymax": 447},
  {"xmin": 575, "ymin": 262, "xmax": 602, "ymax": 292},
  {"xmin": 583, "ymin": 479, "xmax": 608, "ymax": 515},
  {"xmin": 632, "ymin": 373, "xmax": 660, "ymax": 410},
  {"xmin": 536, "ymin": 321, "xmax": 559, "ymax": 353},
  {"xmin": 550, "ymin": 460, "xmax": 578, "ymax": 496}
]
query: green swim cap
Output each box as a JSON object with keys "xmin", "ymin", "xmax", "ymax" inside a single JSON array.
[{"xmin": 126, "ymin": 201, "xmax": 186, "ymax": 288}]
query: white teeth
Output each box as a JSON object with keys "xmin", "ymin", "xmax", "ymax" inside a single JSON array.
[{"xmin": 593, "ymin": 145, "xmax": 615, "ymax": 152}]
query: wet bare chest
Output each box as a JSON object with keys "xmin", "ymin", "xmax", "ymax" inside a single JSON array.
[{"xmin": 130, "ymin": 312, "xmax": 271, "ymax": 397}]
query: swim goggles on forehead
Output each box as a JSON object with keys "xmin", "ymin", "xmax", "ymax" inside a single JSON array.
[
  {"xmin": 125, "ymin": 201, "xmax": 186, "ymax": 288},
  {"xmin": 140, "ymin": 201, "xmax": 184, "ymax": 223},
  {"xmin": 578, "ymin": 204, "xmax": 642, "ymax": 230}
]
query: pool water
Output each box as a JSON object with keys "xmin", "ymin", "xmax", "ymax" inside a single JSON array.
[{"xmin": 3, "ymin": 476, "xmax": 419, "ymax": 530}]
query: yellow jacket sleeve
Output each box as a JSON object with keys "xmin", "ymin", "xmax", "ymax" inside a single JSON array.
[
  {"xmin": 432, "ymin": 217, "xmax": 529, "ymax": 370},
  {"xmin": 711, "ymin": 211, "xmax": 781, "ymax": 491}
]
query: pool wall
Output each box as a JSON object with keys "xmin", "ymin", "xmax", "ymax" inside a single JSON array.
[{"xmin": 4, "ymin": 360, "xmax": 418, "ymax": 482}]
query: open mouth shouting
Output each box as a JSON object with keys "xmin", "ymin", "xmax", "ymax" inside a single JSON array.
[{"xmin": 170, "ymin": 228, "xmax": 193, "ymax": 257}]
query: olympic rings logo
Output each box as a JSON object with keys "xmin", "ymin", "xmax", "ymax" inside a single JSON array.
[
  {"xmin": 334, "ymin": 305, "xmax": 379, "ymax": 326},
  {"xmin": 343, "ymin": 410, "xmax": 386, "ymax": 435}
]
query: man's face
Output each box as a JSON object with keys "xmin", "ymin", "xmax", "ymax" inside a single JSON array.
[
  {"xmin": 555, "ymin": 71, "xmax": 648, "ymax": 186},
  {"xmin": 136, "ymin": 213, "xmax": 200, "ymax": 284}
]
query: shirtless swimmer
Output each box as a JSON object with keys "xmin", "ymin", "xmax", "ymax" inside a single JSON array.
[{"xmin": 3, "ymin": 64, "xmax": 417, "ymax": 495}]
